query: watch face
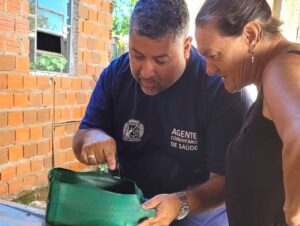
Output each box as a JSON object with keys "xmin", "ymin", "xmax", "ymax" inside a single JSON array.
[
  {"xmin": 177, "ymin": 206, "xmax": 189, "ymax": 220},
  {"xmin": 176, "ymin": 192, "xmax": 190, "ymax": 220}
]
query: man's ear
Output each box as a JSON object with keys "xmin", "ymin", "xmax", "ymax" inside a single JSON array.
[
  {"xmin": 183, "ymin": 36, "xmax": 193, "ymax": 59},
  {"xmin": 242, "ymin": 21, "xmax": 262, "ymax": 51}
]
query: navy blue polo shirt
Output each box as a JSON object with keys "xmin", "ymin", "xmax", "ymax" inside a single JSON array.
[{"xmin": 80, "ymin": 47, "xmax": 251, "ymax": 198}]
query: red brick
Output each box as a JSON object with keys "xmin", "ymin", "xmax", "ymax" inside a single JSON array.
[
  {"xmin": 16, "ymin": 160, "xmax": 30, "ymax": 176},
  {"xmin": 37, "ymin": 76, "xmax": 50, "ymax": 89},
  {"xmin": 87, "ymin": 38, "xmax": 98, "ymax": 50},
  {"xmin": 30, "ymin": 126, "xmax": 43, "ymax": 141},
  {"xmin": 29, "ymin": 93, "xmax": 42, "ymax": 106},
  {"xmin": 72, "ymin": 78, "xmax": 81, "ymax": 90},
  {"xmin": 55, "ymin": 152, "xmax": 66, "ymax": 166},
  {"xmin": 87, "ymin": 64, "xmax": 96, "ymax": 76},
  {"xmin": 54, "ymin": 138, "xmax": 60, "ymax": 150},
  {"xmin": 43, "ymin": 156, "xmax": 52, "ymax": 169},
  {"xmin": 79, "ymin": 6, "xmax": 88, "ymax": 19},
  {"xmin": 55, "ymin": 93, "xmax": 65, "ymax": 105},
  {"xmin": 73, "ymin": 107, "xmax": 82, "ymax": 119},
  {"xmin": 97, "ymin": 12, "xmax": 106, "ymax": 24},
  {"xmin": 37, "ymin": 140, "xmax": 50, "ymax": 155},
  {"xmin": 15, "ymin": 127, "xmax": 30, "ymax": 143},
  {"xmin": 0, "ymin": 0, "xmax": 4, "ymax": 11},
  {"xmin": 8, "ymin": 111, "xmax": 23, "ymax": 126},
  {"xmin": 69, "ymin": 161, "xmax": 87, "ymax": 171},
  {"xmin": 16, "ymin": 56, "xmax": 29, "ymax": 73},
  {"xmin": 0, "ymin": 148, "xmax": 8, "ymax": 164},
  {"xmin": 61, "ymin": 77, "xmax": 72, "ymax": 89},
  {"xmin": 96, "ymin": 66, "xmax": 104, "ymax": 76},
  {"xmin": 53, "ymin": 77, "xmax": 61, "ymax": 89},
  {"xmin": 8, "ymin": 178, "xmax": 23, "ymax": 194},
  {"xmin": 37, "ymin": 109, "xmax": 50, "ymax": 122},
  {"xmin": 105, "ymin": 14, "xmax": 113, "ymax": 26},
  {"xmin": 83, "ymin": 21, "xmax": 93, "ymax": 34},
  {"xmin": 23, "ymin": 110, "xmax": 37, "ymax": 124},
  {"xmin": 14, "ymin": 93, "xmax": 28, "ymax": 107},
  {"xmin": 54, "ymin": 126, "xmax": 65, "ymax": 136},
  {"xmin": 76, "ymin": 92, "xmax": 86, "ymax": 104},
  {"xmin": 0, "ymin": 55, "xmax": 16, "ymax": 71},
  {"xmin": 92, "ymin": 52, "xmax": 101, "ymax": 64},
  {"xmin": 77, "ymin": 51, "xmax": 83, "ymax": 62},
  {"xmin": 0, "ymin": 130, "xmax": 15, "ymax": 146},
  {"xmin": 0, "ymin": 74, "xmax": 7, "ymax": 89},
  {"xmin": 60, "ymin": 136, "xmax": 72, "ymax": 149},
  {"xmin": 23, "ymin": 38, "xmax": 30, "ymax": 55},
  {"xmin": 0, "ymin": 112, "xmax": 8, "ymax": 127},
  {"xmin": 42, "ymin": 125, "xmax": 52, "ymax": 138},
  {"xmin": 0, "ymin": 182, "xmax": 8, "ymax": 196},
  {"xmin": 42, "ymin": 92, "xmax": 53, "ymax": 106},
  {"xmin": 23, "ymin": 75, "xmax": 36, "ymax": 89},
  {"xmin": 61, "ymin": 108, "xmax": 71, "ymax": 120},
  {"xmin": 0, "ymin": 35, "xmax": 4, "ymax": 49},
  {"xmin": 88, "ymin": 9, "xmax": 98, "ymax": 21},
  {"xmin": 66, "ymin": 149, "xmax": 75, "ymax": 161},
  {"xmin": 31, "ymin": 159, "xmax": 43, "ymax": 172},
  {"xmin": 23, "ymin": 143, "xmax": 37, "ymax": 158},
  {"xmin": 78, "ymin": 36, "xmax": 87, "ymax": 49},
  {"xmin": 78, "ymin": 20, "xmax": 84, "ymax": 33},
  {"xmin": 7, "ymin": 0, "xmax": 20, "ymax": 15},
  {"xmin": 77, "ymin": 63, "xmax": 87, "ymax": 75},
  {"xmin": 0, "ymin": 14, "xmax": 14, "ymax": 32},
  {"xmin": 54, "ymin": 108, "xmax": 61, "ymax": 122},
  {"xmin": 7, "ymin": 74, "xmax": 23, "ymax": 90},
  {"xmin": 81, "ymin": 78, "xmax": 91, "ymax": 89},
  {"xmin": 22, "ymin": 0, "xmax": 29, "ymax": 16},
  {"xmin": 37, "ymin": 171, "xmax": 48, "ymax": 186},
  {"xmin": 102, "ymin": 1, "xmax": 110, "ymax": 11},
  {"xmin": 8, "ymin": 145, "xmax": 23, "ymax": 161},
  {"xmin": 23, "ymin": 175, "xmax": 37, "ymax": 189},
  {"xmin": 15, "ymin": 18, "xmax": 28, "ymax": 34},
  {"xmin": 0, "ymin": 166, "xmax": 16, "ymax": 181},
  {"xmin": 6, "ymin": 37, "xmax": 20, "ymax": 53},
  {"xmin": 82, "ymin": 51, "xmax": 92, "ymax": 63},
  {"xmin": 65, "ymin": 93, "xmax": 76, "ymax": 105},
  {"xmin": 66, "ymin": 124, "xmax": 76, "ymax": 134}
]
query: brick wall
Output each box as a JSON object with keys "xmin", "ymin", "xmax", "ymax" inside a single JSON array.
[{"xmin": 0, "ymin": 0, "xmax": 113, "ymax": 198}]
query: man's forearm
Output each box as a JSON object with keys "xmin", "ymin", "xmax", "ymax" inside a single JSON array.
[{"xmin": 185, "ymin": 173, "xmax": 226, "ymax": 213}]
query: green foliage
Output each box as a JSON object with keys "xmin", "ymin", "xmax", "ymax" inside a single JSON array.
[
  {"xmin": 98, "ymin": 163, "xmax": 109, "ymax": 174},
  {"xmin": 34, "ymin": 54, "xmax": 67, "ymax": 73},
  {"xmin": 112, "ymin": 0, "xmax": 137, "ymax": 36}
]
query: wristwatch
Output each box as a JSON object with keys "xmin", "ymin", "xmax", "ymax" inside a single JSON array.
[{"xmin": 176, "ymin": 192, "xmax": 190, "ymax": 220}]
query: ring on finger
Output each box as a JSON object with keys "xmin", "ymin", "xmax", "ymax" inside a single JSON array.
[{"xmin": 87, "ymin": 154, "xmax": 96, "ymax": 159}]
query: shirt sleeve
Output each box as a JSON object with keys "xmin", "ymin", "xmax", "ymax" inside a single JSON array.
[
  {"xmin": 205, "ymin": 79, "xmax": 253, "ymax": 175},
  {"xmin": 79, "ymin": 63, "xmax": 115, "ymax": 135}
]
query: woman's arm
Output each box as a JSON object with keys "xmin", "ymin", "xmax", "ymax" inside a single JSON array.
[{"xmin": 263, "ymin": 51, "xmax": 300, "ymax": 226}]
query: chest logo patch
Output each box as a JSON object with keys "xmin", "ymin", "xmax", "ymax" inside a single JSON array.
[
  {"xmin": 123, "ymin": 119, "xmax": 144, "ymax": 142},
  {"xmin": 170, "ymin": 128, "xmax": 198, "ymax": 151}
]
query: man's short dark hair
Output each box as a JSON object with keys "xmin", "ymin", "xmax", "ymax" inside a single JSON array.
[{"xmin": 130, "ymin": 0, "xmax": 189, "ymax": 39}]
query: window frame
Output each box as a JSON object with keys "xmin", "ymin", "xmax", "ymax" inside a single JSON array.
[{"xmin": 29, "ymin": 0, "xmax": 77, "ymax": 75}]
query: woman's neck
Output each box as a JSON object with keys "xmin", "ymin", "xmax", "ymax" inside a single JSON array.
[{"xmin": 251, "ymin": 35, "xmax": 290, "ymax": 88}]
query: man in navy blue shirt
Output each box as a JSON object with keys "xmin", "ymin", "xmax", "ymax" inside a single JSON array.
[{"xmin": 73, "ymin": 0, "xmax": 252, "ymax": 225}]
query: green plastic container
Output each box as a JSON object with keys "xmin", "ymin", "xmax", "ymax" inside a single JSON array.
[{"xmin": 46, "ymin": 167, "xmax": 155, "ymax": 226}]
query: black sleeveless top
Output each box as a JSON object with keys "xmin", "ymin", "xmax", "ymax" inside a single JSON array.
[
  {"xmin": 226, "ymin": 91, "xmax": 286, "ymax": 226},
  {"xmin": 226, "ymin": 50, "xmax": 300, "ymax": 226}
]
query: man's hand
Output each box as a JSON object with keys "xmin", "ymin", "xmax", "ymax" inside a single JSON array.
[
  {"xmin": 138, "ymin": 194, "xmax": 181, "ymax": 226},
  {"xmin": 73, "ymin": 129, "xmax": 116, "ymax": 170}
]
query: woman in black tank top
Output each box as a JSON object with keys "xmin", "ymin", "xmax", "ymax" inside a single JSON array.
[{"xmin": 195, "ymin": 0, "xmax": 300, "ymax": 225}]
